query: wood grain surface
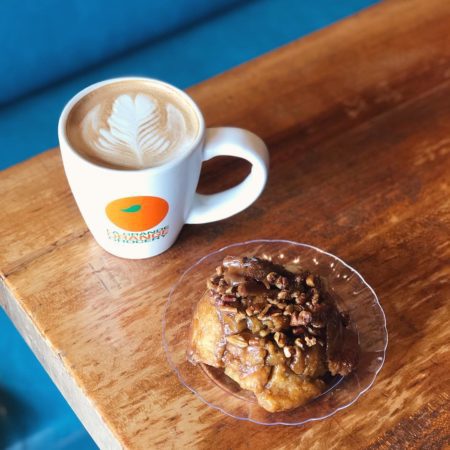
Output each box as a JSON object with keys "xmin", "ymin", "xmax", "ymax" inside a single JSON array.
[{"xmin": 1, "ymin": 0, "xmax": 450, "ymax": 448}]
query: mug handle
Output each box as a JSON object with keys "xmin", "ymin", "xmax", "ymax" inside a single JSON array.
[{"xmin": 186, "ymin": 127, "xmax": 269, "ymax": 224}]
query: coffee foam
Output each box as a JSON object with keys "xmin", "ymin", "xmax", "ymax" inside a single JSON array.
[{"xmin": 66, "ymin": 80, "xmax": 200, "ymax": 169}]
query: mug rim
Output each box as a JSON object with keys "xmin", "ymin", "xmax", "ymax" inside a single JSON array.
[{"xmin": 58, "ymin": 76, "xmax": 206, "ymax": 174}]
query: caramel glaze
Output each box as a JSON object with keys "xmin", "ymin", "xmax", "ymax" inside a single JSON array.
[{"xmin": 188, "ymin": 256, "xmax": 358, "ymax": 412}]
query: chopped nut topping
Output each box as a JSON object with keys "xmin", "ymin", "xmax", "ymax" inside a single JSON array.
[
  {"xmin": 305, "ymin": 274, "xmax": 315, "ymax": 287},
  {"xmin": 275, "ymin": 276, "xmax": 290, "ymax": 290},
  {"xmin": 249, "ymin": 336, "xmax": 264, "ymax": 346},
  {"xmin": 204, "ymin": 255, "xmax": 358, "ymax": 382},
  {"xmin": 311, "ymin": 288, "xmax": 320, "ymax": 305},
  {"xmin": 257, "ymin": 304, "xmax": 271, "ymax": 320},
  {"xmin": 290, "ymin": 310, "xmax": 312, "ymax": 326},
  {"xmin": 305, "ymin": 336, "xmax": 317, "ymax": 347},
  {"xmin": 294, "ymin": 292, "xmax": 307, "ymax": 305},
  {"xmin": 266, "ymin": 272, "xmax": 278, "ymax": 284},
  {"xmin": 294, "ymin": 337, "xmax": 305, "ymax": 350},
  {"xmin": 274, "ymin": 331, "xmax": 287, "ymax": 348},
  {"xmin": 245, "ymin": 307, "xmax": 255, "ymax": 316},
  {"xmin": 226, "ymin": 334, "xmax": 248, "ymax": 348}
]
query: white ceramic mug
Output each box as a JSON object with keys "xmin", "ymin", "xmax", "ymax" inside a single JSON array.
[{"xmin": 58, "ymin": 77, "xmax": 269, "ymax": 259}]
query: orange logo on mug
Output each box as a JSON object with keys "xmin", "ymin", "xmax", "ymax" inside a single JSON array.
[{"xmin": 105, "ymin": 196, "xmax": 169, "ymax": 232}]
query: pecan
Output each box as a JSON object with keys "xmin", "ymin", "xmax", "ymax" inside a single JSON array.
[
  {"xmin": 252, "ymin": 303, "xmax": 263, "ymax": 315},
  {"xmin": 226, "ymin": 334, "xmax": 248, "ymax": 348},
  {"xmin": 218, "ymin": 305, "xmax": 238, "ymax": 314},
  {"xmin": 259, "ymin": 329, "xmax": 270, "ymax": 337},
  {"xmin": 300, "ymin": 310, "xmax": 313, "ymax": 324},
  {"xmin": 271, "ymin": 315, "xmax": 290, "ymax": 331},
  {"xmin": 247, "ymin": 317, "xmax": 263, "ymax": 334},
  {"xmin": 294, "ymin": 337, "xmax": 305, "ymax": 350},
  {"xmin": 274, "ymin": 331, "xmax": 287, "ymax": 348},
  {"xmin": 266, "ymin": 272, "xmax": 278, "ymax": 284},
  {"xmin": 261, "ymin": 319, "xmax": 274, "ymax": 330},
  {"xmin": 310, "ymin": 288, "xmax": 320, "ymax": 305},
  {"xmin": 283, "ymin": 304, "xmax": 294, "ymax": 315},
  {"xmin": 277, "ymin": 290, "xmax": 289, "ymax": 300},
  {"xmin": 275, "ymin": 276, "xmax": 289, "ymax": 290},
  {"xmin": 305, "ymin": 336, "xmax": 317, "ymax": 347},
  {"xmin": 305, "ymin": 274, "xmax": 315, "ymax": 287},
  {"xmin": 290, "ymin": 311, "xmax": 301, "ymax": 326},
  {"xmin": 290, "ymin": 310, "xmax": 312, "ymax": 326},
  {"xmin": 257, "ymin": 304, "xmax": 271, "ymax": 320},
  {"xmin": 294, "ymin": 292, "xmax": 307, "ymax": 305},
  {"xmin": 249, "ymin": 336, "xmax": 264, "ymax": 346},
  {"xmin": 283, "ymin": 346, "xmax": 294, "ymax": 358}
]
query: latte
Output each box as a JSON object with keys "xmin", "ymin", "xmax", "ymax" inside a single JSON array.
[{"xmin": 66, "ymin": 79, "xmax": 200, "ymax": 169}]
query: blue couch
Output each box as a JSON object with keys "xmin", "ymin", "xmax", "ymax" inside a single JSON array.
[{"xmin": 0, "ymin": 0, "xmax": 378, "ymax": 448}]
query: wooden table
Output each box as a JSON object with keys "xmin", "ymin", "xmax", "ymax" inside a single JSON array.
[{"xmin": 1, "ymin": 0, "xmax": 449, "ymax": 448}]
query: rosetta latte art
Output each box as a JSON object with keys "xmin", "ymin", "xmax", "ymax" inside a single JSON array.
[{"xmin": 81, "ymin": 94, "xmax": 190, "ymax": 169}]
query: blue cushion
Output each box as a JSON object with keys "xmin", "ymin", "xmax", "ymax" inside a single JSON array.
[
  {"xmin": 0, "ymin": 0, "xmax": 378, "ymax": 171},
  {"xmin": 0, "ymin": 0, "xmax": 242, "ymax": 106},
  {"xmin": 0, "ymin": 311, "xmax": 98, "ymax": 450}
]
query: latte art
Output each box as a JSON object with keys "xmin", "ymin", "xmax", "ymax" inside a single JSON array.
[
  {"xmin": 82, "ymin": 93, "xmax": 190, "ymax": 169},
  {"xmin": 66, "ymin": 80, "xmax": 200, "ymax": 169}
]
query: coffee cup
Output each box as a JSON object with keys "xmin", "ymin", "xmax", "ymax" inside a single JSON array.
[{"xmin": 58, "ymin": 77, "xmax": 269, "ymax": 259}]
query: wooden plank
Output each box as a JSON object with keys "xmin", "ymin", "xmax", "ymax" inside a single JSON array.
[{"xmin": 1, "ymin": 0, "xmax": 449, "ymax": 448}]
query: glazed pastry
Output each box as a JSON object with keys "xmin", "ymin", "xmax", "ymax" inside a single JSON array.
[{"xmin": 188, "ymin": 256, "xmax": 358, "ymax": 412}]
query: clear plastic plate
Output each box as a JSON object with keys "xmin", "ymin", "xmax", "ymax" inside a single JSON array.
[{"xmin": 163, "ymin": 240, "xmax": 387, "ymax": 425}]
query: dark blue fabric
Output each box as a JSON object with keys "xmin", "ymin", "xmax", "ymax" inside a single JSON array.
[
  {"xmin": 0, "ymin": 0, "xmax": 241, "ymax": 106},
  {"xmin": 0, "ymin": 310, "xmax": 97, "ymax": 450},
  {"xmin": 0, "ymin": 0, "xmax": 379, "ymax": 172},
  {"xmin": 0, "ymin": 0, "xmax": 379, "ymax": 448}
]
